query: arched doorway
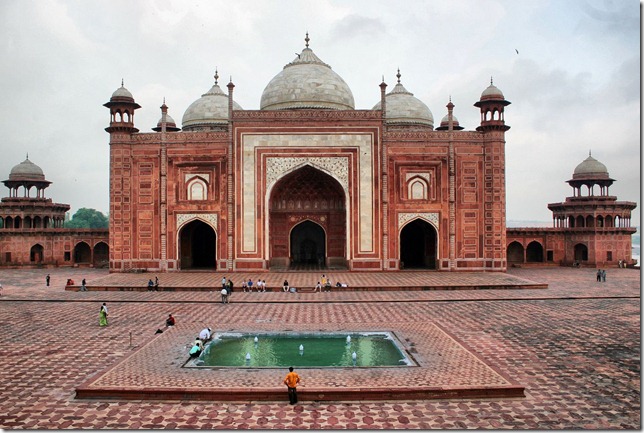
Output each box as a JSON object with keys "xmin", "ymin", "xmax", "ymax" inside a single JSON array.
[
  {"xmin": 74, "ymin": 242, "xmax": 91, "ymax": 264},
  {"xmin": 507, "ymin": 241, "xmax": 524, "ymax": 264},
  {"xmin": 179, "ymin": 220, "xmax": 216, "ymax": 269},
  {"xmin": 400, "ymin": 219, "xmax": 437, "ymax": 269},
  {"xmin": 269, "ymin": 165, "xmax": 346, "ymax": 269},
  {"xmin": 93, "ymin": 242, "xmax": 109, "ymax": 267},
  {"xmin": 290, "ymin": 221, "xmax": 326, "ymax": 266},
  {"xmin": 574, "ymin": 243, "xmax": 588, "ymax": 262},
  {"xmin": 526, "ymin": 241, "xmax": 544, "ymax": 262},
  {"xmin": 30, "ymin": 244, "xmax": 44, "ymax": 263}
]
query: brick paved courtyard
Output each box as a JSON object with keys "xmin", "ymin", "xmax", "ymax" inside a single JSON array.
[{"xmin": 0, "ymin": 267, "xmax": 639, "ymax": 429}]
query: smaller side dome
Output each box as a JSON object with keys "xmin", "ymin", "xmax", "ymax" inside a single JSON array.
[
  {"xmin": 182, "ymin": 70, "xmax": 243, "ymax": 131},
  {"xmin": 573, "ymin": 152, "xmax": 609, "ymax": 178},
  {"xmin": 9, "ymin": 156, "xmax": 45, "ymax": 181},
  {"xmin": 372, "ymin": 70, "xmax": 433, "ymax": 128},
  {"xmin": 479, "ymin": 78, "xmax": 505, "ymax": 102},
  {"xmin": 436, "ymin": 113, "xmax": 464, "ymax": 130},
  {"xmin": 110, "ymin": 79, "xmax": 135, "ymax": 101}
]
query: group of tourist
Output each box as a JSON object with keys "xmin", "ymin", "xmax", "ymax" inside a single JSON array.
[
  {"xmin": 220, "ymin": 277, "xmax": 233, "ymax": 303},
  {"xmin": 189, "ymin": 327, "xmax": 213, "ymax": 358},
  {"xmin": 242, "ymin": 278, "xmax": 267, "ymax": 292},
  {"xmin": 596, "ymin": 269, "xmax": 607, "ymax": 282},
  {"xmin": 147, "ymin": 276, "xmax": 160, "ymax": 291}
]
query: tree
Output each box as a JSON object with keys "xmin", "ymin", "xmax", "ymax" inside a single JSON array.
[{"xmin": 65, "ymin": 208, "xmax": 108, "ymax": 229}]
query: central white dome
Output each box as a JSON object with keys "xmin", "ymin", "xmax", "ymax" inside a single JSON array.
[{"xmin": 260, "ymin": 35, "xmax": 355, "ymax": 111}]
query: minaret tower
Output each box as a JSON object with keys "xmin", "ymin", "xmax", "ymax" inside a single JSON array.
[
  {"xmin": 474, "ymin": 78, "xmax": 511, "ymax": 132},
  {"xmin": 104, "ymin": 80, "xmax": 141, "ymax": 134}
]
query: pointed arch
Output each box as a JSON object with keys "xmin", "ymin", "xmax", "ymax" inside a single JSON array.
[
  {"xmin": 399, "ymin": 218, "xmax": 438, "ymax": 269},
  {"xmin": 507, "ymin": 241, "xmax": 524, "ymax": 264}
]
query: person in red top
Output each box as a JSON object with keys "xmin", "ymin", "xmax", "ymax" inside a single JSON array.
[{"xmin": 283, "ymin": 366, "xmax": 301, "ymax": 404}]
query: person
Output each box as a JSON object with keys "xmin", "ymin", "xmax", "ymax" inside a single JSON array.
[
  {"xmin": 46, "ymin": 274, "xmax": 50, "ymax": 286},
  {"xmin": 324, "ymin": 279, "xmax": 332, "ymax": 292},
  {"xmin": 154, "ymin": 276, "xmax": 159, "ymax": 290},
  {"xmin": 247, "ymin": 278, "xmax": 254, "ymax": 291},
  {"xmin": 242, "ymin": 281, "xmax": 248, "ymax": 292},
  {"xmin": 313, "ymin": 282, "xmax": 322, "ymax": 293},
  {"xmin": 66, "ymin": 278, "xmax": 75, "ymax": 286},
  {"xmin": 226, "ymin": 279, "xmax": 233, "ymax": 294},
  {"xmin": 99, "ymin": 303, "xmax": 108, "ymax": 326},
  {"xmin": 147, "ymin": 279, "xmax": 155, "ymax": 290},
  {"xmin": 283, "ymin": 366, "xmax": 301, "ymax": 404},
  {"xmin": 221, "ymin": 276, "xmax": 227, "ymax": 290},
  {"xmin": 601, "ymin": 269, "xmax": 607, "ymax": 282},
  {"xmin": 261, "ymin": 280, "xmax": 267, "ymax": 292},
  {"xmin": 189, "ymin": 338, "xmax": 204, "ymax": 358},
  {"xmin": 596, "ymin": 269, "xmax": 601, "ymax": 282},
  {"xmin": 80, "ymin": 279, "xmax": 88, "ymax": 292},
  {"xmin": 321, "ymin": 274, "xmax": 327, "ymax": 286},
  {"xmin": 221, "ymin": 287, "xmax": 229, "ymax": 304},
  {"xmin": 166, "ymin": 314, "xmax": 175, "ymax": 327},
  {"xmin": 283, "ymin": 280, "xmax": 289, "ymax": 292},
  {"xmin": 0, "ymin": 283, "xmax": 3, "ymax": 296},
  {"xmin": 199, "ymin": 327, "xmax": 212, "ymax": 341}
]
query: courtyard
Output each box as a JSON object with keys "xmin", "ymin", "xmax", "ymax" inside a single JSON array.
[{"xmin": 0, "ymin": 266, "xmax": 639, "ymax": 429}]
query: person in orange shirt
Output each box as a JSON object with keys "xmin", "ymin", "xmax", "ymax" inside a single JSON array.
[{"xmin": 283, "ymin": 366, "xmax": 301, "ymax": 404}]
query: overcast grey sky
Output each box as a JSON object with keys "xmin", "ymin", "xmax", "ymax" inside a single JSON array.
[{"xmin": 0, "ymin": 0, "xmax": 640, "ymax": 225}]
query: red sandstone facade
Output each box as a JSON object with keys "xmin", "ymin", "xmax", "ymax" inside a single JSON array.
[{"xmin": 105, "ymin": 37, "xmax": 512, "ymax": 273}]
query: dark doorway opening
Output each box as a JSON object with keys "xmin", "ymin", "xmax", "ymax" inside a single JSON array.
[
  {"xmin": 400, "ymin": 219, "xmax": 437, "ymax": 269},
  {"xmin": 290, "ymin": 221, "xmax": 326, "ymax": 266},
  {"xmin": 180, "ymin": 220, "xmax": 216, "ymax": 269}
]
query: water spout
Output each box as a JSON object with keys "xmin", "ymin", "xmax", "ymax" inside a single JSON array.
[
  {"xmin": 352, "ymin": 352, "xmax": 357, "ymax": 360},
  {"xmin": 254, "ymin": 336, "xmax": 258, "ymax": 344},
  {"xmin": 299, "ymin": 344, "xmax": 304, "ymax": 355},
  {"xmin": 346, "ymin": 335, "xmax": 351, "ymax": 345},
  {"xmin": 246, "ymin": 352, "xmax": 251, "ymax": 361}
]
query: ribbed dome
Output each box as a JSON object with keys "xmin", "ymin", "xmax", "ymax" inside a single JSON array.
[
  {"xmin": 260, "ymin": 34, "xmax": 355, "ymax": 110},
  {"xmin": 182, "ymin": 73, "xmax": 243, "ymax": 130},
  {"xmin": 372, "ymin": 71, "xmax": 433, "ymax": 127},
  {"xmin": 573, "ymin": 153, "xmax": 609, "ymax": 178},
  {"xmin": 9, "ymin": 157, "xmax": 45, "ymax": 181}
]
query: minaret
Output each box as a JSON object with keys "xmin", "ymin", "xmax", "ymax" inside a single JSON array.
[
  {"xmin": 104, "ymin": 80, "xmax": 141, "ymax": 134},
  {"xmin": 474, "ymin": 77, "xmax": 511, "ymax": 132}
]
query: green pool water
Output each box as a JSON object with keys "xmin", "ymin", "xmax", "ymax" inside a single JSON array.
[{"xmin": 193, "ymin": 332, "xmax": 412, "ymax": 368}]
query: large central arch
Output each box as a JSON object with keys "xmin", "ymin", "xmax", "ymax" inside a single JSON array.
[
  {"xmin": 400, "ymin": 219, "xmax": 437, "ymax": 269},
  {"xmin": 269, "ymin": 165, "xmax": 346, "ymax": 269},
  {"xmin": 179, "ymin": 220, "xmax": 216, "ymax": 269}
]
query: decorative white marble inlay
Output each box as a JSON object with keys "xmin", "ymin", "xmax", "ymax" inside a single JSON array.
[
  {"xmin": 184, "ymin": 173, "xmax": 210, "ymax": 183},
  {"xmin": 405, "ymin": 172, "xmax": 431, "ymax": 183},
  {"xmin": 398, "ymin": 212, "xmax": 439, "ymax": 229},
  {"xmin": 176, "ymin": 213, "xmax": 218, "ymax": 231},
  {"xmin": 266, "ymin": 157, "xmax": 349, "ymax": 192}
]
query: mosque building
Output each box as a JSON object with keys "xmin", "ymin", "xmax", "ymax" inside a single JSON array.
[{"xmin": 104, "ymin": 34, "xmax": 510, "ymax": 272}]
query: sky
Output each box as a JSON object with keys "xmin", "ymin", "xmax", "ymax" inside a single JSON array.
[{"xmin": 0, "ymin": 0, "xmax": 640, "ymax": 225}]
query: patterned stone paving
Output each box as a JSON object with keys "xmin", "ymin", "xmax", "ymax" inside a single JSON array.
[{"xmin": 0, "ymin": 266, "xmax": 639, "ymax": 429}]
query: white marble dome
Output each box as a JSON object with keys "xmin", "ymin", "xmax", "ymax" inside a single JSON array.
[
  {"xmin": 480, "ymin": 80, "xmax": 505, "ymax": 101},
  {"xmin": 372, "ymin": 72, "xmax": 433, "ymax": 127},
  {"xmin": 182, "ymin": 74, "xmax": 243, "ymax": 130},
  {"xmin": 111, "ymin": 81, "xmax": 134, "ymax": 100},
  {"xmin": 260, "ymin": 35, "xmax": 355, "ymax": 110}
]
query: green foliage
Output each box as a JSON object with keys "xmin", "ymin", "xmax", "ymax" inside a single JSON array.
[{"xmin": 65, "ymin": 208, "xmax": 108, "ymax": 229}]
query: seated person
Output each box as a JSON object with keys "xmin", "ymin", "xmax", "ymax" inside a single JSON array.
[
  {"xmin": 166, "ymin": 314, "xmax": 175, "ymax": 327},
  {"xmin": 189, "ymin": 339, "xmax": 204, "ymax": 358},
  {"xmin": 199, "ymin": 327, "xmax": 212, "ymax": 341},
  {"xmin": 147, "ymin": 279, "xmax": 154, "ymax": 290},
  {"xmin": 247, "ymin": 278, "xmax": 254, "ymax": 291},
  {"xmin": 283, "ymin": 280, "xmax": 289, "ymax": 292},
  {"xmin": 314, "ymin": 282, "xmax": 322, "ymax": 292},
  {"xmin": 241, "ymin": 281, "xmax": 248, "ymax": 292},
  {"xmin": 66, "ymin": 279, "xmax": 75, "ymax": 286}
]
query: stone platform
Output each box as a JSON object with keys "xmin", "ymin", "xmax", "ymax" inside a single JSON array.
[{"xmin": 0, "ymin": 266, "xmax": 639, "ymax": 429}]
